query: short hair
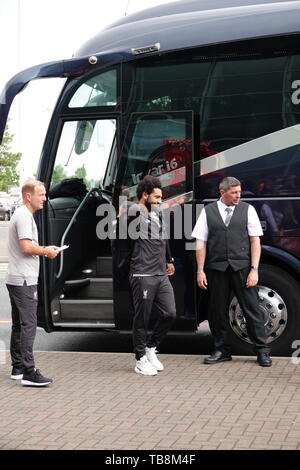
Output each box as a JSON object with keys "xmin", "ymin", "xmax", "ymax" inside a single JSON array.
[
  {"xmin": 136, "ymin": 175, "xmax": 162, "ymax": 200},
  {"xmin": 219, "ymin": 176, "xmax": 241, "ymax": 191},
  {"xmin": 22, "ymin": 180, "xmax": 45, "ymax": 198}
]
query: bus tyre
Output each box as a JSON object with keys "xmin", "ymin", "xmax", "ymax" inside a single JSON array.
[{"xmin": 209, "ymin": 264, "xmax": 300, "ymax": 357}]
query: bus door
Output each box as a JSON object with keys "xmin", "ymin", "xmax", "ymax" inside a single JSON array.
[
  {"xmin": 41, "ymin": 116, "xmax": 118, "ymax": 329},
  {"xmin": 113, "ymin": 111, "xmax": 196, "ymax": 330}
]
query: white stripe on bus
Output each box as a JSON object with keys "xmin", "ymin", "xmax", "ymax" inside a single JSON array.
[{"xmin": 200, "ymin": 124, "xmax": 300, "ymax": 175}]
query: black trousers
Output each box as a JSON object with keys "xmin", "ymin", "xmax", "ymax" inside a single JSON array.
[
  {"xmin": 207, "ymin": 267, "xmax": 270, "ymax": 354},
  {"xmin": 130, "ymin": 275, "xmax": 176, "ymax": 360},
  {"xmin": 6, "ymin": 283, "xmax": 38, "ymax": 373}
]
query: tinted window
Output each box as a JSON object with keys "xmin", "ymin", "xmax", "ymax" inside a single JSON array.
[
  {"xmin": 285, "ymin": 55, "xmax": 300, "ymax": 126},
  {"xmin": 200, "ymin": 57, "xmax": 288, "ymax": 155},
  {"xmin": 126, "ymin": 62, "xmax": 210, "ymax": 113},
  {"xmin": 197, "ymin": 144, "xmax": 300, "ymax": 199},
  {"xmin": 68, "ymin": 69, "xmax": 117, "ymax": 108},
  {"xmin": 118, "ymin": 112, "xmax": 193, "ymax": 204},
  {"xmin": 126, "ymin": 51, "xmax": 300, "ymax": 162}
]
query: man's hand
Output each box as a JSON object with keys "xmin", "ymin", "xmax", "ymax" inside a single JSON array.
[
  {"xmin": 167, "ymin": 263, "xmax": 175, "ymax": 276},
  {"xmin": 246, "ymin": 269, "xmax": 258, "ymax": 288},
  {"xmin": 197, "ymin": 271, "xmax": 208, "ymax": 290},
  {"xmin": 44, "ymin": 246, "xmax": 59, "ymax": 259}
]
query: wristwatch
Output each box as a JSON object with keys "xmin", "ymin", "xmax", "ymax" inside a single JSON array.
[
  {"xmin": 167, "ymin": 257, "xmax": 175, "ymax": 264},
  {"xmin": 251, "ymin": 265, "xmax": 259, "ymax": 270}
]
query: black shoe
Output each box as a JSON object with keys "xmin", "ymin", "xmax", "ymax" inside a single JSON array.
[
  {"xmin": 204, "ymin": 350, "xmax": 232, "ymax": 364},
  {"xmin": 21, "ymin": 369, "xmax": 53, "ymax": 387},
  {"xmin": 10, "ymin": 367, "xmax": 23, "ymax": 380},
  {"xmin": 257, "ymin": 352, "xmax": 272, "ymax": 367}
]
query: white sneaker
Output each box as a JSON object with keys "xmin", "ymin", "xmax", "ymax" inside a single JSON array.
[
  {"xmin": 146, "ymin": 347, "xmax": 164, "ymax": 371},
  {"xmin": 134, "ymin": 355, "xmax": 158, "ymax": 376}
]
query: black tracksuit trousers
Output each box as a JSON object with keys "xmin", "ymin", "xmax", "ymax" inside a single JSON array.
[{"xmin": 130, "ymin": 275, "xmax": 176, "ymax": 360}]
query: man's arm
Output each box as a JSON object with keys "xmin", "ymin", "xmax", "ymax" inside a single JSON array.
[
  {"xmin": 166, "ymin": 239, "xmax": 175, "ymax": 276},
  {"xmin": 19, "ymin": 239, "xmax": 59, "ymax": 259},
  {"xmin": 196, "ymin": 239, "xmax": 208, "ymax": 290},
  {"xmin": 191, "ymin": 207, "xmax": 208, "ymax": 289},
  {"xmin": 246, "ymin": 236, "xmax": 261, "ymax": 288}
]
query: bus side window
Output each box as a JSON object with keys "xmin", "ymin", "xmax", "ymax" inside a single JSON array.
[
  {"xmin": 68, "ymin": 69, "xmax": 118, "ymax": 108},
  {"xmin": 118, "ymin": 113, "xmax": 193, "ymax": 205}
]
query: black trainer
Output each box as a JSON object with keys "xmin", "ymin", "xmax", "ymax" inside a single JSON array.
[
  {"xmin": 21, "ymin": 369, "xmax": 53, "ymax": 387},
  {"xmin": 10, "ymin": 367, "xmax": 23, "ymax": 380}
]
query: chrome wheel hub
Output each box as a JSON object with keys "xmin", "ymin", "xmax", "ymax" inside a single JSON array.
[{"xmin": 229, "ymin": 285, "xmax": 287, "ymax": 344}]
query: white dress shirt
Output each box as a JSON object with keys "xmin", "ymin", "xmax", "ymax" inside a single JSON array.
[{"xmin": 191, "ymin": 200, "xmax": 263, "ymax": 241}]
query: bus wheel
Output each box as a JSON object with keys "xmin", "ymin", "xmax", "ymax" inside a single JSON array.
[{"xmin": 216, "ymin": 264, "xmax": 300, "ymax": 356}]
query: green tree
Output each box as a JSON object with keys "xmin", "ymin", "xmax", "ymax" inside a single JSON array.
[
  {"xmin": 74, "ymin": 165, "xmax": 87, "ymax": 184},
  {"xmin": 0, "ymin": 125, "xmax": 21, "ymax": 192},
  {"xmin": 51, "ymin": 164, "xmax": 68, "ymax": 184}
]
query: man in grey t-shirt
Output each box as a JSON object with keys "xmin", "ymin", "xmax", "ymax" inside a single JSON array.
[{"xmin": 6, "ymin": 180, "xmax": 59, "ymax": 386}]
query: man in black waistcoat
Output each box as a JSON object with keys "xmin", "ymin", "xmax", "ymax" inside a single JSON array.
[{"xmin": 192, "ymin": 176, "xmax": 272, "ymax": 366}]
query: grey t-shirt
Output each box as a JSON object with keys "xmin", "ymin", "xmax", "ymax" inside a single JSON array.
[{"xmin": 6, "ymin": 205, "xmax": 40, "ymax": 286}]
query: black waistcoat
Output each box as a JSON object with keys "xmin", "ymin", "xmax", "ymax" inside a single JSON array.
[{"xmin": 205, "ymin": 201, "xmax": 250, "ymax": 272}]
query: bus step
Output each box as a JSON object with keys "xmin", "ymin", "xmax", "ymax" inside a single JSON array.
[
  {"xmin": 64, "ymin": 277, "xmax": 113, "ymax": 299},
  {"xmin": 59, "ymin": 299, "xmax": 114, "ymax": 321},
  {"xmin": 64, "ymin": 278, "xmax": 90, "ymax": 295},
  {"xmin": 52, "ymin": 321, "xmax": 116, "ymax": 329},
  {"xmin": 96, "ymin": 256, "xmax": 112, "ymax": 276}
]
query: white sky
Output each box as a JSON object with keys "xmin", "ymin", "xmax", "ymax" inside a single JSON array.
[{"xmin": 0, "ymin": 0, "xmax": 174, "ymax": 185}]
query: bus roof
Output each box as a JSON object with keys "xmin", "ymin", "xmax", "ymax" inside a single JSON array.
[
  {"xmin": 1, "ymin": 0, "xmax": 300, "ymax": 146},
  {"xmin": 75, "ymin": 0, "xmax": 300, "ymax": 58},
  {"xmin": 105, "ymin": 0, "xmax": 300, "ymax": 29}
]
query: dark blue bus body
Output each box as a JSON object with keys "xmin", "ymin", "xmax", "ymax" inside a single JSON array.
[{"xmin": 1, "ymin": 0, "xmax": 300, "ymax": 355}]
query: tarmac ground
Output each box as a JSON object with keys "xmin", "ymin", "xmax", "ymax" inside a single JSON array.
[{"xmin": 0, "ymin": 350, "xmax": 299, "ymax": 451}]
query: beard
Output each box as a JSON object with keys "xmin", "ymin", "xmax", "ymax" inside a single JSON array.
[
  {"xmin": 145, "ymin": 200, "xmax": 160, "ymax": 213},
  {"xmin": 145, "ymin": 199, "xmax": 152, "ymax": 212}
]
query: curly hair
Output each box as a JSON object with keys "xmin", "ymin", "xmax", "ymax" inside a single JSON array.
[{"xmin": 136, "ymin": 175, "xmax": 162, "ymax": 200}]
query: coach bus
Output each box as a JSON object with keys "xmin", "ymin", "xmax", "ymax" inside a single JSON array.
[{"xmin": 1, "ymin": 0, "xmax": 300, "ymax": 355}]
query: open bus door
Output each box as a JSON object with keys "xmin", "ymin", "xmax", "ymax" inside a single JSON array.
[
  {"xmin": 39, "ymin": 116, "xmax": 118, "ymax": 330},
  {"xmin": 0, "ymin": 58, "xmax": 119, "ymax": 331},
  {"xmin": 113, "ymin": 111, "xmax": 197, "ymax": 331}
]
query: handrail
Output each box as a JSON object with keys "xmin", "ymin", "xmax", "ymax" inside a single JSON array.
[{"xmin": 56, "ymin": 188, "xmax": 100, "ymax": 279}]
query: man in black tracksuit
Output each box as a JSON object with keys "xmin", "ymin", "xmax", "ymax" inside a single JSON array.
[{"xmin": 122, "ymin": 175, "xmax": 176, "ymax": 376}]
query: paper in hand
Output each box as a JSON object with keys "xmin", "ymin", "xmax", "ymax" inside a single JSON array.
[{"xmin": 57, "ymin": 245, "xmax": 69, "ymax": 252}]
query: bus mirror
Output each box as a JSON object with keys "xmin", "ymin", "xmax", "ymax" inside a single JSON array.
[{"xmin": 75, "ymin": 120, "xmax": 96, "ymax": 155}]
